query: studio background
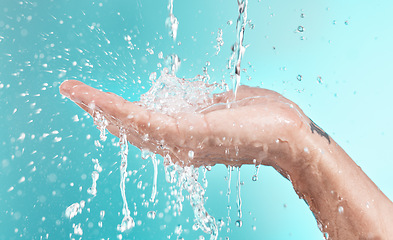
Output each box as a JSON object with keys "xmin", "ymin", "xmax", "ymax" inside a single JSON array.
[{"xmin": 1, "ymin": 0, "xmax": 392, "ymax": 239}]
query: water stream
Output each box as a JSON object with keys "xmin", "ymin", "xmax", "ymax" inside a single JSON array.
[
  {"xmin": 117, "ymin": 128, "xmax": 135, "ymax": 232},
  {"xmin": 229, "ymin": 0, "xmax": 249, "ymax": 97}
]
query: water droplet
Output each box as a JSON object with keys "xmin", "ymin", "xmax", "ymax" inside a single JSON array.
[
  {"xmin": 252, "ymin": 165, "xmax": 260, "ymax": 181},
  {"xmin": 344, "ymin": 20, "xmax": 349, "ymax": 25},
  {"xmin": 235, "ymin": 220, "xmax": 242, "ymax": 227},
  {"xmin": 18, "ymin": 176, "xmax": 25, "ymax": 183},
  {"xmin": 188, "ymin": 150, "xmax": 194, "ymax": 159},
  {"xmin": 73, "ymin": 223, "xmax": 83, "ymax": 235},
  {"xmin": 65, "ymin": 203, "xmax": 82, "ymax": 219},
  {"xmin": 192, "ymin": 223, "xmax": 200, "ymax": 231},
  {"xmin": 227, "ymin": 20, "xmax": 233, "ymax": 25},
  {"xmin": 217, "ymin": 219, "xmax": 225, "ymax": 227},
  {"xmin": 297, "ymin": 26, "xmax": 305, "ymax": 32},
  {"xmin": 317, "ymin": 76, "xmax": 323, "ymax": 84},
  {"xmin": 147, "ymin": 211, "xmax": 156, "ymax": 219},
  {"xmin": 300, "ymin": 13, "xmax": 305, "ymax": 18},
  {"xmin": 338, "ymin": 206, "xmax": 344, "ymax": 213},
  {"xmin": 175, "ymin": 224, "xmax": 183, "ymax": 235},
  {"xmin": 146, "ymin": 48, "xmax": 154, "ymax": 55}
]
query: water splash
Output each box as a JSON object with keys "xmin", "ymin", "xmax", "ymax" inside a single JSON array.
[
  {"xmin": 176, "ymin": 166, "xmax": 218, "ymax": 240},
  {"xmin": 140, "ymin": 74, "xmax": 219, "ymax": 238},
  {"xmin": 117, "ymin": 128, "xmax": 135, "ymax": 232},
  {"xmin": 139, "ymin": 68, "xmax": 216, "ymax": 116}
]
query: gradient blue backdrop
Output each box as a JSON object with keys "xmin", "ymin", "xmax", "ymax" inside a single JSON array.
[{"xmin": 1, "ymin": 0, "xmax": 392, "ymax": 239}]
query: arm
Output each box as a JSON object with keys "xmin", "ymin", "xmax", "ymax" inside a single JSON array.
[
  {"xmin": 60, "ymin": 80, "xmax": 393, "ymax": 239},
  {"xmin": 287, "ymin": 121, "xmax": 393, "ymax": 239}
]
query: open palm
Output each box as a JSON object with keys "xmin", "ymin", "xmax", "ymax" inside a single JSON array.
[{"xmin": 60, "ymin": 80, "xmax": 309, "ymax": 169}]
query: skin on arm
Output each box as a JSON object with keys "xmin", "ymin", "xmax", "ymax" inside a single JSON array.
[{"xmin": 60, "ymin": 80, "xmax": 393, "ymax": 239}]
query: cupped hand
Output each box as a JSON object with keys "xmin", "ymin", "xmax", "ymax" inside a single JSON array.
[{"xmin": 60, "ymin": 80, "xmax": 310, "ymax": 170}]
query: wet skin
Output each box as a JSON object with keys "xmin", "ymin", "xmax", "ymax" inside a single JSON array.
[{"xmin": 60, "ymin": 80, "xmax": 393, "ymax": 239}]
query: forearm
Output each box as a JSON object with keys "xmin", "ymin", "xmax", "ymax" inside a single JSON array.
[{"xmin": 286, "ymin": 129, "xmax": 393, "ymax": 239}]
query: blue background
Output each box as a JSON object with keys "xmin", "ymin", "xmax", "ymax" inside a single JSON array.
[{"xmin": 1, "ymin": 0, "xmax": 392, "ymax": 239}]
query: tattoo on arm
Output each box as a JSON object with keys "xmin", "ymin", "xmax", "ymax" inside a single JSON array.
[{"xmin": 309, "ymin": 118, "xmax": 331, "ymax": 144}]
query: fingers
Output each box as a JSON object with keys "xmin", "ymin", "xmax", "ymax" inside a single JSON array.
[
  {"xmin": 60, "ymin": 80, "xmax": 132, "ymax": 120},
  {"xmin": 60, "ymin": 80, "xmax": 151, "ymax": 127},
  {"xmin": 60, "ymin": 80, "xmax": 182, "ymax": 151}
]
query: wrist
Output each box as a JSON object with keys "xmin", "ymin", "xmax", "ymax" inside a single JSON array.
[{"xmin": 263, "ymin": 122, "xmax": 316, "ymax": 180}]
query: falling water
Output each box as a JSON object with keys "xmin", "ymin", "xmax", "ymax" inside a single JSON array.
[
  {"xmin": 215, "ymin": 28, "xmax": 224, "ymax": 55},
  {"xmin": 176, "ymin": 166, "xmax": 218, "ymax": 240},
  {"xmin": 226, "ymin": 166, "xmax": 232, "ymax": 226},
  {"xmin": 93, "ymin": 111, "xmax": 108, "ymax": 142},
  {"xmin": 149, "ymin": 154, "xmax": 158, "ymax": 203},
  {"xmin": 236, "ymin": 167, "xmax": 242, "ymax": 227},
  {"xmin": 117, "ymin": 128, "xmax": 135, "ymax": 232},
  {"xmin": 228, "ymin": 0, "xmax": 249, "ymax": 98},
  {"xmin": 252, "ymin": 165, "xmax": 260, "ymax": 181},
  {"xmin": 165, "ymin": 0, "xmax": 179, "ymax": 41},
  {"xmin": 139, "ymin": 69, "xmax": 218, "ymax": 239}
]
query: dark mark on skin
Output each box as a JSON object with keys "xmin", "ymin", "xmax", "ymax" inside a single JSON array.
[{"xmin": 309, "ymin": 118, "xmax": 331, "ymax": 144}]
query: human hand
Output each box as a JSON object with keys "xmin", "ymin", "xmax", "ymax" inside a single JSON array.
[
  {"xmin": 62, "ymin": 80, "xmax": 393, "ymax": 239},
  {"xmin": 60, "ymin": 80, "xmax": 311, "ymax": 172}
]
